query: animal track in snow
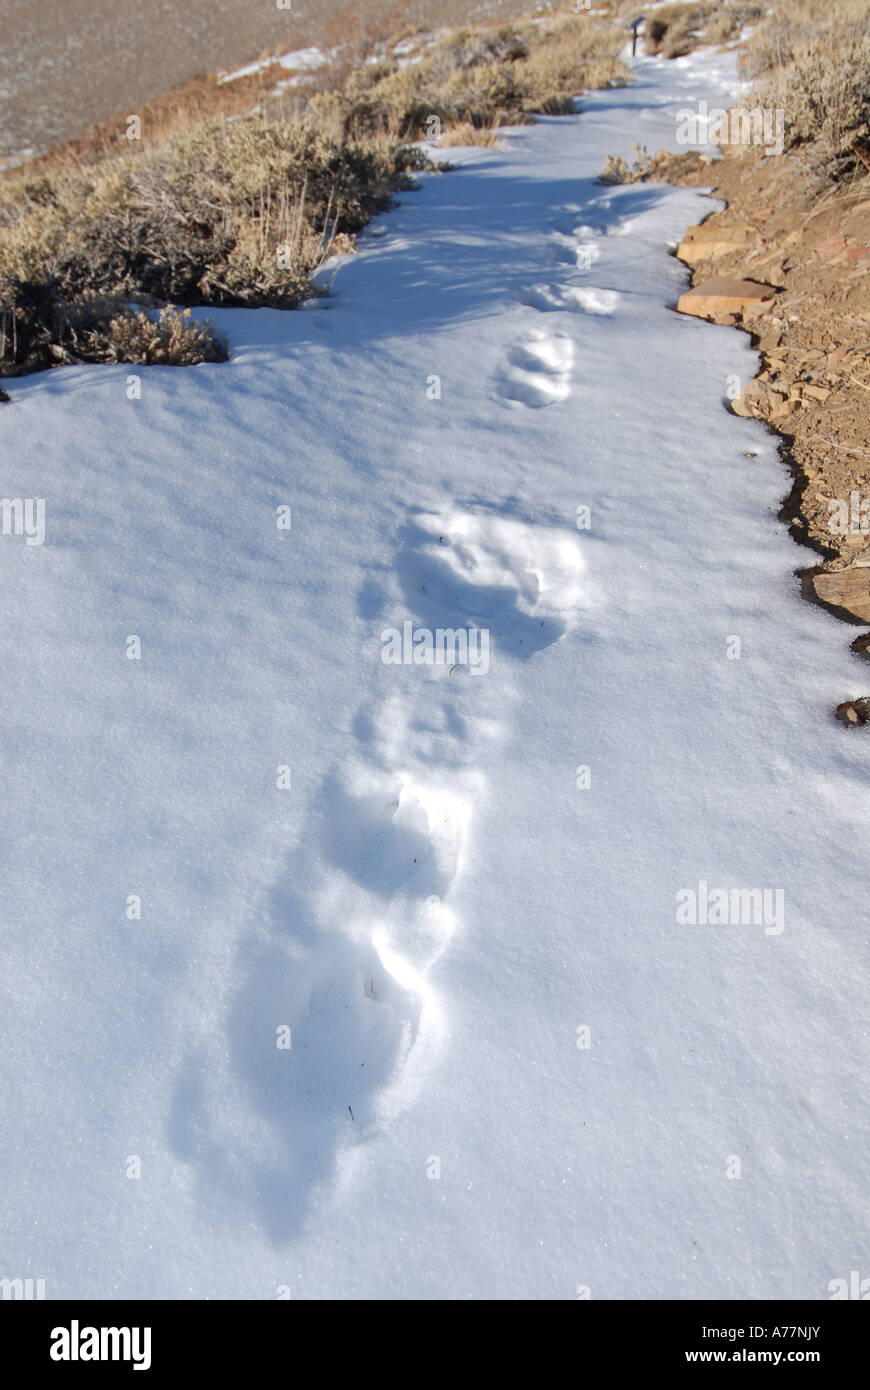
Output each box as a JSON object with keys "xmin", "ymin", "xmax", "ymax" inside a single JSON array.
[
  {"xmin": 497, "ymin": 329, "xmax": 573, "ymax": 408},
  {"xmin": 353, "ymin": 690, "xmax": 500, "ymax": 769},
  {"xmin": 168, "ymin": 826, "xmax": 427, "ymax": 1244},
  {"xmin": 171, "ymin": 503, "xmax": 589, "ymax": 1241},
  {"xmin": 321, "ymin": 768, "xmax": 468, "ymax": 904},
  {"xmin": 411, "ymin": 505, "xmax": 589, "ymax": 639},
  {"xmin": 549, "ymin": 233, "xmax": 602, "ymax": 269},
  {"xmin": 520, "ymin": 283, "xmax": 620, "ymax": 316},
  {"xmin": 553, "ymin": 200, "xmax": 626, "ymax": 238},
  {"xmin": 507, "ymin": 335, "xmax": 573, "ymax": 374}
]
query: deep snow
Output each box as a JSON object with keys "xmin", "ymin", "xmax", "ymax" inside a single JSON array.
[{"xmin": 1, "ymin": 46, "xmax": 868, "ymax": 1300}]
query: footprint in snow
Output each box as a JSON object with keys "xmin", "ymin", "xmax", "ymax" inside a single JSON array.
[
  {"xmin": 168, "ymin": 506, "xmax": 590, "ymax": 1240},
  {"xmin": 496, "ymin": 329, "xmax": 573, "ymax": 408},
  {"xmin": 520, "ymin": 283, "xmax": 620, "ymax": 316}
]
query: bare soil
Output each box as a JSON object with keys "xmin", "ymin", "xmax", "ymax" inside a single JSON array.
[{"xmin": 643, "ymin": 136, "xmax": 870, "ymax": 652}]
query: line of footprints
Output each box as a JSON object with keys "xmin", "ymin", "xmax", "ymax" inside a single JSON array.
[
  {"xmin": 170, "ymin": 506, "xmax": 590, "ymax": 1239},
  {"xmin": 497, "ymin": 201, "xmax": 621, "ymax": 408}
]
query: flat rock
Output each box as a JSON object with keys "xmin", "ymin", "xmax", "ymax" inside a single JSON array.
[
  {"xmin": 677, "ymin": 223, "xmax": 757, "ymax": 264},
  {"xmin": 677, "ymin": 276, "xmax": 776, "ymax": 324},
  {"xmin": 809, "ymin": 566, "xmax": 870, "ymax": 623}
]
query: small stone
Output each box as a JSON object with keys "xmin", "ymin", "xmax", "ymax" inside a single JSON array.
[
  {"xmin": 676, "ymin": 223, "xmax": 758, "ymax": 264},
  {"xmin": 835, "ymin": 698, "xmax": 870, "ymax": 726},
  {"xmin": 731, "ymin": 382, "xmax": 766, "ymax": 417},
  {"xmin": 677, "ymin": 277, "xmax": 776, "ymax": 324}
]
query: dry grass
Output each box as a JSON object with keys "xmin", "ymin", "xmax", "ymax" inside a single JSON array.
[
  {"xmin": 742, "ymin": 1, "xmax": 870, "ymax": 176},
  {"xmin": 437, "ymin": 119, "xmax": 507, "ymax": 148},
  {"xmin": 0, "ymin": 292, "xmax": 227, "ymax": 376},
  {"xmin": 0, "ymin": 114, "xmax": 425, "ymax": 375},
  {"xmin": 0, "ymin": 6, "xmax": 630, "ymax": 382},
  {"xmin": 614, "ymin": 0, "xmax": 870, "ymax": 184},
  {"xmin": 643, "ymin": 2, "xmax": 763, "ymax": 58}
]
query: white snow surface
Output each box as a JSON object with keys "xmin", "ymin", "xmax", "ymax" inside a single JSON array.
[{"xmin": 1, "ymin": 47, "xmax": 868, "ymax": 1300}]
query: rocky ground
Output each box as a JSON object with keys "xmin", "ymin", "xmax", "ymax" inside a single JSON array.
[{"xmin": 645, "ymin": 132, "xmax": 870, "ymax": 653}]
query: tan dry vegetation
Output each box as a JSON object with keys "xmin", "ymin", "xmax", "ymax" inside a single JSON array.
[
  {"xmin": 0, "ymin": 118, "xmax": 424, "ymax": 375},
  {"xmin": 0, "ymin": 6, "xmax": 629, "ymax": 381},
  {"xmin": 640, "ymin": 2, "xmax": 764, "ymax": 59},
  {"xmin": 309, "ymin": 11, "xmax": 630, "ymax": 144},
  {"xmin": 436, "ymin": 119, "xmax": 508, "ymax": 148},
  {"xmin": 741, "ymin": 0, "xmax": 870, "ymax": 178}
]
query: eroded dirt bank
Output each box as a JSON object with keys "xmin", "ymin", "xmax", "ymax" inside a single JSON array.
[{"xmin": 647, "ymin": 136, "xmax": 870, "ymax": 654}]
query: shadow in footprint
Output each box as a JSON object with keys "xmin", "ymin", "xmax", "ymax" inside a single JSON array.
[
  {"xmin": 394, "ymin": 518, "xmax": 568, "ymax": 658},
  {"xmin": 167, "ymin": 824, "xmax": 420, "ymax": 1247},
  {"xmin": 356, "ymin": 571, "xmax": 391, "ymax": 622},
  {"xmin": 320, "ymin": 769, "xmax": 457, "ymax": 900},
  {"xmin": 498, "ymin": 373, "xmax": 571, "ymax": 408}
]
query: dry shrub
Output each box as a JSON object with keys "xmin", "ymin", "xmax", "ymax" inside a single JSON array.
[
  {"xmin": 437, "ymin": 120, "xmax": 506, "ymax": 148},
  {"xmin": 0, "ymin": 284, "xmax": 227, "ymax": 375},
  {"xmin": 644, "ymin": 2, "xmax": 762, "ymax": 58},
  {"xmin": 598, "ymin": 153, "xmax": 635, "ymax": 185},
  {"xmin": 644, "ymin": 4, "xmax": 717, "ymax": 58},
  {"xmin": 0, "ymin": 115, "xmax": 424, "ymax": 309},
  {"xmin": 740, "ymin": 0, "xmax": 870, "ymax": 77},
  {"xmin": 599, "ymin": 144, "xmax": 657, "ymax": 184},
  {"xmin": 755, "ymin": 34, "xmax": 870, "ymax": 171},
  {"xmin": 0, "ymin": 6, "xmax": 632, "ymax": 383},
  {"xmin": 342, "ymin": 12, "xmax": 630, "ymax": 134},
  {"xmin": 91, "ymin": 307, "xmax": 227, "ymax": 365},
  {"xmin": 599, "ymin": 143, "xmax": 709, "ymax": 184},
  {"xmin": 0, "ymin": 110, "xmax": 426, "ymax": 375},
  {"xmin": 744, "ymin": 1, "xmax": 870, "ymax": 176},
  {"xmin": 518, "ymin": 14, "xmax": 631, "ymax": 112}
]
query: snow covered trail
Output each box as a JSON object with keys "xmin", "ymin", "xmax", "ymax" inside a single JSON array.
[{"xmin": 1, "ymin": 48, "xmax": 869, "ymax": 1300}]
